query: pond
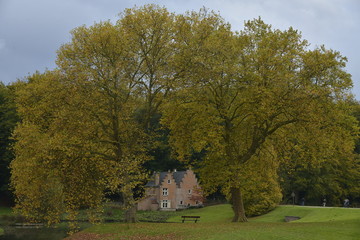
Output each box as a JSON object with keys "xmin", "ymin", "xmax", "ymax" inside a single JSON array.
[
  {"xmin": 0, "ymin": 223, "xmax": 91, "ymax": 240},
  {"xmin": 0, "ymin": 226, "xmax": 67, "ymax": 240}
]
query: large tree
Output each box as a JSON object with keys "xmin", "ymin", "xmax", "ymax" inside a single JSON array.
[
  {"xmin": 12, "ymin": 22, "xmax": 148, "ymax": 224},
  {"xmin": 11, "ymin": 5, "xmax": 178, "ymax": 224},
  {"xmin": 11, "ymin": 71, "xmax": 119, "ymax": 225},
  {"xmin": 162, "ymin": 16, "xmax": 354, "ymax": 221}
]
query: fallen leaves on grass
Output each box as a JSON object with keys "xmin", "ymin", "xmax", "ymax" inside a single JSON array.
[
  {"xmin": 64, "ymin": 232, "xmax": 180, "ymax": 240},
  {"xmin": 123, "ymin": 233, "xmax": 180, "ymax": 240},
  {"xmin": 64, "ymin": 232, "xmax": 114, "ymax": 240}
]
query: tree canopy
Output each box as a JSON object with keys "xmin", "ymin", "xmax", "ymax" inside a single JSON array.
[{"xmin": 161, "ymin": 15, "xmax": 356, "ymax": 221}]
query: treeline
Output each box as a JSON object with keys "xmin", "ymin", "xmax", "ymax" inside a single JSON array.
[
  {"xmin": 0, "ymin": 83, "xmax": 18, "ymax": 206},
  {"xmin": 1, "ymin": 5, "xmax": 360, "ymax": 225}
]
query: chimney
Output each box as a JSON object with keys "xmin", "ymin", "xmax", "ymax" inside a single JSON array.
[{"xmin": 154, "ymin": 172, "xmax": 160, "ymax": 185}]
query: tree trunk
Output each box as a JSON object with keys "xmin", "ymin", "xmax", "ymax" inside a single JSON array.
[
  {"xmin": 124, "ymin": 204, "xmax": 137, "ymax": 223},
  {"xmin": 231, "ymin": 187, "xmax": 248, "ymax": 222},
  {"xmin": 122, "ymin": 191, "xmax": 138, "ymax": 223}
]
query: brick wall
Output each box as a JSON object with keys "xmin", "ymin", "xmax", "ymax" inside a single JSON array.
[
  {"xmin": 159, "ymin": 172, "xmax": 177, "ymax": 209},
  {"xmin": 178, "ymin": 170, "xmax": 202, "ymax": 207}
]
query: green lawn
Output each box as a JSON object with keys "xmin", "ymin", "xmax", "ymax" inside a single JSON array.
[
  {"xmin": 65, "ymin": 205, "xmax": 360, "ymax": 240},
  {"xmin": 166, "ymin": 204, "xmax": 233, "ymax": 223}
]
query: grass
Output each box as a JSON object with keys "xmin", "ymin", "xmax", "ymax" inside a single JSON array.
[
  {"xmin": 0, "ymin": 206, "xmax": 13, "ymax": 216},
  {"xmin": 253, "ymin": 205, "xmax": 360, "ymax": 223},
  {"xmin": 64, "ymin": 205, "xmax": 360, "ymax": 240},
  {"xmin": 166, "ymin": 204, "xmax": 233, "ymax": 223},
  {"xmin": 0, "ymin": 206, "xmax": 29, "ymax": 226},
  {"xmin": 102, "ymin": 207, "xmax": 180, "ymax": 222},
  {"xmin": 0, "ymin": 207, "xmax": 11, "ymax": 236}
]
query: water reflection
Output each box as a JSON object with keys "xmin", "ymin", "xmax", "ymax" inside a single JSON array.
[
  {"xmin": 0, "ymin": 226, "xmax": 66, "ymax": 240},
  {"xmin": 0, "ymin": 223, "xmax": 90, "ymax": 240}
]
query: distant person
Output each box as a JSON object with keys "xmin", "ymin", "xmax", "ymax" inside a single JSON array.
[
  {"xmin": 322, "ymin": 198, "xmax": 326, "ymax": 207},
  {"xmin": 344, "ymin": 199, "xmax": 350, "ymax": 208},
  {"xmin": 300, "ymin": 197, "xmax": 305, "ymax": 206}
]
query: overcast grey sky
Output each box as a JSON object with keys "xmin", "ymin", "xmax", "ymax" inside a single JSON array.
[{"xmin": 1, "ymin": 0, "xmax": 359, "ymax": 98}]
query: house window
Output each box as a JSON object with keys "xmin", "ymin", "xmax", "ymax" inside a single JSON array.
[
  {"xmin": 162, "ymin": 200, "xmax": 169, "ymax": 208},
  {"xmin": 188, "ymin": 189, "xmax": 192, "ymax": 194},
  {"xmin": 180, "ymin": 200, "xmax": 183, "ymax": 205},
  {"xmin": 162, "ymin": 188, "xmax": 168, "ymax": 196},
  {"xmin": 167, "ymin": 179, "xmax": 171, "ymax": 184}
]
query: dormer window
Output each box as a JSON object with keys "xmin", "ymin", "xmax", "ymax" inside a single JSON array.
[{"xmin": 167, "ymin": 179, "xmax": 171, "ymax": 184}]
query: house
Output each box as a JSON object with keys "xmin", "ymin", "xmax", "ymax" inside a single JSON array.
[{"xmin": 137, "ymin": 169, "xmax": 203, "ymax": 211}]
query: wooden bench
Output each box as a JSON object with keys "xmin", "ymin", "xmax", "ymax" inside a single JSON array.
[{"xmin": 181, "ymin": 216, "xmax": 200, "ymax": 223}]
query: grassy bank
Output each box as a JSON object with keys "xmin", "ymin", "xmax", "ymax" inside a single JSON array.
[
  {"xmin": 0, "ymin": 207, "xmax": 11, "ymax": 236},
  {"xmin": 0, "ymin": 207, "xmax": 12, "ymax": 216},
  {"xmin": 0, "ymin": 205, "xmax": 178, "ymax": 223},
  {"xmin": 65, "ymin": 205, "xmax": 360, "ymax": 240}
]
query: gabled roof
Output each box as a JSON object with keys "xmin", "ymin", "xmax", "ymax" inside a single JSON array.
[
  {"xmin": 172, "ymin": 171, "xmax": 186, "ymax": 187},
  {"xmin": 146, "ymin": 170, "xmax": 188, "ymax": 188},
  {"xmin": 159, "ymin": 172, "xmax": 168, "ymax": 185},
  {"xmin": 160, "ymin": 171, "xmax": 187, "ymax": 187}
]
